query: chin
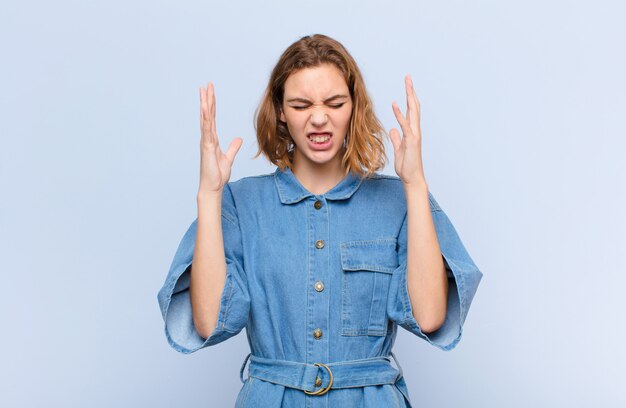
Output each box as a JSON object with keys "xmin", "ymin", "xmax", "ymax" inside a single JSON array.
[{"xmin": 306, "ymin": 150, "xmax": 343, "ymax": 164}]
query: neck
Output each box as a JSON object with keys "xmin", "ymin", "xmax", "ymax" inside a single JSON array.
[{"xmin": 292, "ymin": 153, "xmax": 347, "ymax": 196}]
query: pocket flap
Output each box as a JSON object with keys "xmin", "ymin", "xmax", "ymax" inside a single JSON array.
[{"xmin": 340, "ymin": 239, "xmax": 399, "ymax": 274}]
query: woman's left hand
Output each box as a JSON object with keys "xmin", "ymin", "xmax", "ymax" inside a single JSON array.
[{"xmin": 390, "ymin": 75, "xmax": 427, "ymax": 188}]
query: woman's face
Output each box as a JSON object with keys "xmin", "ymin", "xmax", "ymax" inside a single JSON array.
[{"xmin": 280, "ymin": 63, "xmax": 353, "ymax": 171}]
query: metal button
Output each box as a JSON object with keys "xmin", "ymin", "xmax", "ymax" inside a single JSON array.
[
  {"xmin": 315, "ymin": 376, "xmax": 322, "ymax": 387},
  {"xmin": 314, "ymin": 200, "xmax": 323, "ymax": 210},
  {"xmin": 313, "ymin": 328, "xmax": 323, "ymax": 339},
  {"xmin": 315, "ymin": 240, "xmax": 325, "ymax": 249},
  {"xmin": 314, "ymin": 281, "xmax": 324, "ymax": 292}
]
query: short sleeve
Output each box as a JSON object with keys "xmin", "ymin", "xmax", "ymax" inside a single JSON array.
[
  {"xmin": 387, "ymin": 191, "xmax": 483, "ymax": 351},
  {"xmin": 157, "ymin": 184, "xmax": 250, "ymax": 354}
]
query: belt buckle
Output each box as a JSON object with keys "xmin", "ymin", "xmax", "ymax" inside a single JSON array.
[{"xmin": 303, "ymin": 362, "xmax": 334, "ymax": 396}]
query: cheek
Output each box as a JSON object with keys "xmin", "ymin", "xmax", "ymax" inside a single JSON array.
[
  {"xmin": 285, "ymin": 114, "xmax": 306, "ymax": 134},
  {"xmin": 294, "ymin": 113, "xmax": 308, "ymax": 125},
  {"xmin": 340, "ymin": 108, "xmax": 353, "ymax": 127}
]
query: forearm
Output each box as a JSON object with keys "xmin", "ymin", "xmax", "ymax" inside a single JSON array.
[
  {"xmin": 404, "ymin": 182, "xmax": 448, "ymax": 333},
  {"xmin": 190, "ymin": 192, "xmax": 228, "ymax": 339}
]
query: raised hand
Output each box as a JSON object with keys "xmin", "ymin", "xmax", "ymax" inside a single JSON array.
[
  {"xmin": 198, "ymin": 82, "xmax": 243, "ymax": 195},
  {"xmin": 389, "ymin": 75, "xmax": 427, "ymax": 188}
]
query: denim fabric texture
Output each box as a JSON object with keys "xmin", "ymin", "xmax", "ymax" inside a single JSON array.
[{"xmin": 157, "ymin": 166, "xmax": 483, "ymax": 407}]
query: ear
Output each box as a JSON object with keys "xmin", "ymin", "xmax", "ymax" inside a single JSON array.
[{"xmin": 279, "ymin": 108, "xmax": 286, "ymax": 123}]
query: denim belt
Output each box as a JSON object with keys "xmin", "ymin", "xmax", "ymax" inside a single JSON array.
[{"xmin": 239, "ymin": 352, "xmax": 404, "ymax": 396}]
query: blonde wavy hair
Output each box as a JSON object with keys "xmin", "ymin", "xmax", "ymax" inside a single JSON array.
[{"xmin": 253, "ymin": 34, "xmax": 388, "ymax": 179}]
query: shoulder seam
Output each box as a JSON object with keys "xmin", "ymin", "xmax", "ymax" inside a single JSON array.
[
  {"xmin": 229, "ymin": 172, "xmax": 275, "ymax": 184},
  {"xmin": 366, "ymin": 173, "xmax": 402, "ymax": 181}
]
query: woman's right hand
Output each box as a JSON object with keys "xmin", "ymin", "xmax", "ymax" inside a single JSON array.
[{"xmin": 198, "ymin": 82, "xmax": 243, "ymax": 196}]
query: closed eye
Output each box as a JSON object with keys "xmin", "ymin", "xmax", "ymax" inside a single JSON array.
[{"xmin": 291, "ymin": 103, "xmax": 345, "ymax": 110}]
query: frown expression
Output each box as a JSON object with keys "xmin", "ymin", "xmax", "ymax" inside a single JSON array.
[{"xmin": 280, "ymin": 63, "xmax": 353, "ymax": 169}]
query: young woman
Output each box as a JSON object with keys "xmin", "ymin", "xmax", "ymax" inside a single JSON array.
[{"xmin": 158, "ymin": 34, "xmax": 482, "ymax": 407}]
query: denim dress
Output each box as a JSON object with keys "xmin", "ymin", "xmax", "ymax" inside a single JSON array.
[{"xmin": 157, "ymin": 166, "xmax": 483, "ymax": 407}]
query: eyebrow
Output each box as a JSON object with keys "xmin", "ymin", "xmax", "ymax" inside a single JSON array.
[{"xmin": 285, "ymin": 94, "xmax": 349, "ymax": 104}]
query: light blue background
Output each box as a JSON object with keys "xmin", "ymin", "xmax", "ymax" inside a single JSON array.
[{"xmin": 1, "ymin": 0, "xmax": 624, "ymax": 406}]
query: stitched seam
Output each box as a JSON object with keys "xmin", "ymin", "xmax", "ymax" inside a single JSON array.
[
  {"xmin": 341, "ymin": 329, "xmax": 386, "ymax": 336},
  {"xmin": 342, "ymin": 238, "xmax": 397, "ymax": 247},
  {"xmin": 427, "ymin": 191, "xmax": 442, "ymax": 212},
  {"xmin": 342, "ymin": 242, "xmax": 349, "ymax": 332},
  {"xmin": 221, "ymin": 183, "xmax": 244, "ymax": 330},
  {"xmin": 273, "ymin": 171, "xmax": 312, "ymax": 203},
  {"xmin": 239, "ymin": 377, "xmax": 254, "ymax": 406},
  {"xmin": 328, "ymin": 356, "xmax": 391, "ymax": 366},
  {"xmin": 343, "ymin": 265, "xmax": 394, "ymax": 273},
  {"xmin": 274, "ymin": 171, "xmax": 286, "ymax": 203},
  {"xmin": 222, "ymin": 212, "xmax": 238, "ymax": 227},
  {"xmin": 391, "ymin": 383, "xmax": 402, "ymax": 408},
  {"xmin": 219, "ymin": 274, "xmax": 236, "ymax": 330},
  {"xmin": 394, "ymin": 382, "xmax": 413, "ymax": 407},
  {"xmin": 236, "ymin": 173, "xmax": 274, "ymax": 180},
  {"xmin": 249, "ymin": 372, "xmax": 307, "ymax": 390},
  {"xmin": 340, "ymin": 239, "xmax": 398, "ymax": 272},
  {"xmin": 447, "ymin": 257, "xmax": 469, "ymax": 319},
  {"xmin": 402, "ymin": 264, "xmax": 412, "ymax": 325},
  {"xmin": 333, "ymin": 376, "xmax": 397, "ymax": 383},
  {"xmin": 367, "ymin": 272, "xmax": 376, "ymax": 332},
  {"xmin": 306, "ymin": 199, "xmax": 311, "ymax": 364},
  {"xmin": 340, "ymin": 238, "xmax": 398, "ymax": 336},
  {"xmin": 325, "ymin": 198, "xmax": 331, "ymax": 363},
  {"xmin": 249, "ymin": 372, "xmax": 396, "ymax": 389},
  {"xmin": 368, "ymin": 173, "xmax": 401, "ymax": 181}
]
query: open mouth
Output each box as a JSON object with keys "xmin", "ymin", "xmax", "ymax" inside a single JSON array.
[{"xmin": 307, "ymin": 132, "xmax": 332, "ymax": 144}]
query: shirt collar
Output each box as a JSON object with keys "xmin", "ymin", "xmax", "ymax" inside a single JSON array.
[{"xmin": 274, "ymin": 166, "xmax": 364, "ymax": 204}]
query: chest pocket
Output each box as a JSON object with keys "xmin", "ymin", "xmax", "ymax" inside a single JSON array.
[{"xmin": 340, "ymin": 238, "xmax": 399, "ymax": 336}]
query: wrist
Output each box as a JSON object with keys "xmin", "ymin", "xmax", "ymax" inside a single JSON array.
[
  {"xmin": 197, "ymin": 190, "xmax": 223, "ymax": 204},
  {"xmin": 402, "ymin": 179, "xmax": 428, "ymax": 195}
]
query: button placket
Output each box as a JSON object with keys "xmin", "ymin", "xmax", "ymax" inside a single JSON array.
[{"xmin": 306, "ymin": 197, "xmax": 330, "ymax": 371}]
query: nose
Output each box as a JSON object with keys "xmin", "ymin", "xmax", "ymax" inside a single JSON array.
[{"xmin": 310, "ymin": 108, "xmax": 328, "ymax": 127}]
